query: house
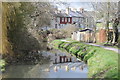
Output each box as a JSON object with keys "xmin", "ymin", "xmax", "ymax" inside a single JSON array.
[
  {"xmin": 72, "ymin": 29, "xmax": 95, "ymax": 43},
  {"xmin": 81, "ymin": 9, "xmax": 95, "ymax": 29},
  {"xmin": 40, "ymin": 8, "xmax": 95, "ymax": 31},
  {"xmin": 95, "ymin": 18, "xmax": 120, "ymax": 43},
  {"xmin": 50, "ymin": 7, "xmax": 85, "ymax": 29}
]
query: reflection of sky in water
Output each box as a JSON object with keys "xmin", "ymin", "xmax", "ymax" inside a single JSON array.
[
  {"xmin": 47, "ymin": 63, "xmax": 88, "ymax": 78},
  {"xmin": 3, "ymin": 61, "xmax": 88, "ymax": 78},
  {"xmin": 3, "ymin": 49, "xmax": 88, "ymax": 78},
  {"xmin": 48, "ymin": 65, "xmax": 88, "ymax": 78}
]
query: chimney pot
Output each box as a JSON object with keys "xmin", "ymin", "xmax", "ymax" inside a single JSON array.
[{"xmin": 80, "ymin": 8, "xmax": 84, "ymax": 13}]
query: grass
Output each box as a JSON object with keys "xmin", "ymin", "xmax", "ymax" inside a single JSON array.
[{"xmin": 51, "ymin": 40, "xmax": 119, "ymax": 79}]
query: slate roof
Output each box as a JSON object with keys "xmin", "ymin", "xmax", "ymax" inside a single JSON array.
[
  {"xmin": 96, "ymin": 18, "xmax": 104, "ymax": 23},
  {"xmin": 54, "ymin": 10, "xmax": 84, "ymax": 18},
  {"xmin": 79, "ymin": 29, "xmax": 93, "ymax": 32},
  {"xmin": 82, "ymin": 11, "xmax": 95, "ymax": 18},
  {"xmin": 52, "ymin": 9, "xmax": 95, "ymax": 19}
]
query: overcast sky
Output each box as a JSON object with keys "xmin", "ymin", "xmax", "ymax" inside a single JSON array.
[{"xmin": 56, "ymin": 2, "xmax": 94, "ymax": 11}]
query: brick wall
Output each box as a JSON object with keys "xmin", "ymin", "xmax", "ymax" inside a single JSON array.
[{"xmin": 96, "ymin": 29, "xmax": 107, "ymax": 43}]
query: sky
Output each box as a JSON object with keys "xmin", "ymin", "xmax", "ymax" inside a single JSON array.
[
  {"xmin": 56, "ymin": 2, "xmax": 94, "ymax": 11},
  {"xmin": 69, "ymin": 2, "xmax": 94, "ymax": 11}
]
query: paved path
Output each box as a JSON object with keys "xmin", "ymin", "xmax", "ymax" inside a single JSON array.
[
  {"xmin": 60, "ymin": 40, "xmax": 71, "ymax": 42},
  {"xmin": 60, "ymin": 39, "xmax": 119, "ymax": 53},
  {"xmin": 86, "ymin": 43, "xmax": 119, "ymax": 53}
]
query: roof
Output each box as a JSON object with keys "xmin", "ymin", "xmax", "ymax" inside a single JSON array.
[
  {"xmin": 96, "ymin": 18, "xmax": 105, "ymax": 23},
  {"xmin": 82, "ymin": 11, "xmax": 95, "ymax": 18},
  {"xmin": 55, "ymin": 13, "xmax": 67, "ymax": 17},
  {"xmin": 53, "ymin": 9, "xmax": 95, "ymax": 18},
  {"xmin": 79, "ymin": 29, "xmax": 94, "ymax": 32},
  {"xmin": 54, "ymin": 10, "xmax": 84, "ymax": 18},
  {"xmin": 68, "ymin": 11, "xmax": 83, "ymax": 17}
]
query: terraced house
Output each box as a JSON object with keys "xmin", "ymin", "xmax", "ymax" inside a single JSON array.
[{"xmin": 50, "ymin": 7, "xmax": 95, "ymax": 29}]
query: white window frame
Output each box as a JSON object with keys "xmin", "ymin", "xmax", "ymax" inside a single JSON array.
[
  {"xmin": 62, "ymin": 18, "xmax": 64, "ymax": 22},
  {"xmin": 68, "ymin": 17, "xmax": 71, "ymax": 22}
]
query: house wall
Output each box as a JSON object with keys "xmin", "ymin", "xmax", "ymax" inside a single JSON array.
[
  {"xmin": 71, "ymin": 29, "xmax": 107, "ymax": 43},
  {"xmin": 50, "ymin": 16, "xmax": 56, "ymax": 28},
  {"xmin": 50, "ymin": 17, "xmax": 61, "ymax": 29},
  {"xmin": 96, "ymin": 29, "xmax": 107, "ymax": 43},
  {"xmin": 83, "ymin": 17, "xmax": 94, "ymax": 29},
  {"xmin": 51, "ymin": 16, "xmax": 86, "ymax": 29}
]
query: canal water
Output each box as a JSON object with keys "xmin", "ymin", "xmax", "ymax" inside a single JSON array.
[{"xmin": 2, "ymin": 44, "xmax": 88, "ymax": 78}]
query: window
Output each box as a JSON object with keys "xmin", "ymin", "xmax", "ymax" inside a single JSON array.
[
  {"xmin": 65, "ymin": 18, "xmax": 67, "ymax": 22},
  {"xmin": 68, "ymin": 17, "xmax": 71, "ymax": 22},
  {"xmin": 62, "ymin": 18, "xmax": 64, "ymax": 22},
  {"xmin": 55, "ymin": 18, "xmax": 57, "ymax": 22},
  {"xmin": 55, "ymin": 24, "xmax": 57, "ymax": 28}
]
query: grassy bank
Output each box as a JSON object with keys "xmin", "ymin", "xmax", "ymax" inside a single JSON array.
[{"xmin": 51, "ymin": 40, "xmax": 119, "ymax": 78}]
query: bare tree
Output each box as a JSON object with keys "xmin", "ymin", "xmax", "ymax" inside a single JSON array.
[
  {"xmin": 92, "ymin": 2, "xmax": 119, "ymax": 44},
  {"xmin": 112, "ymin": 1, "xmax": 120, "ymax": 44}
]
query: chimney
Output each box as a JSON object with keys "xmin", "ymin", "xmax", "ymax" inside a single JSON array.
[
  {"xmin": 73, "ymin": 8, "xmax": 77, "ymax": 12},
  {"xmin": 80, "ymin": 8, "xmax": 84, "ymax": 13},
  {"xmin": 66, "ymin": 7, "xmax": 71, "ymax": 14},
  {"xmin": 59, "ymin": 11, "xmax": 61, "ymax": 13}
]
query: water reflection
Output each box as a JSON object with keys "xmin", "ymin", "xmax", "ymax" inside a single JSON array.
[
  {"xmin": 51, "ymin": 62, "xmax": 86, "ymax": 72},
  {"xmin": 3, "ymin": 49, "xmax": 88, "ymax": 78}
]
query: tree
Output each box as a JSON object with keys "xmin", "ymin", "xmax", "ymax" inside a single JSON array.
[
  {"xmin": 92, "ymin": 2, "xmax": 119, "ymax": 43},
  {"xmin": 112, "ymin": 1, "xmax": 120, "ymax": 44},
  {"xmin": 2, "ymin": 2, "xmax": 54, "ymax": 56}
]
